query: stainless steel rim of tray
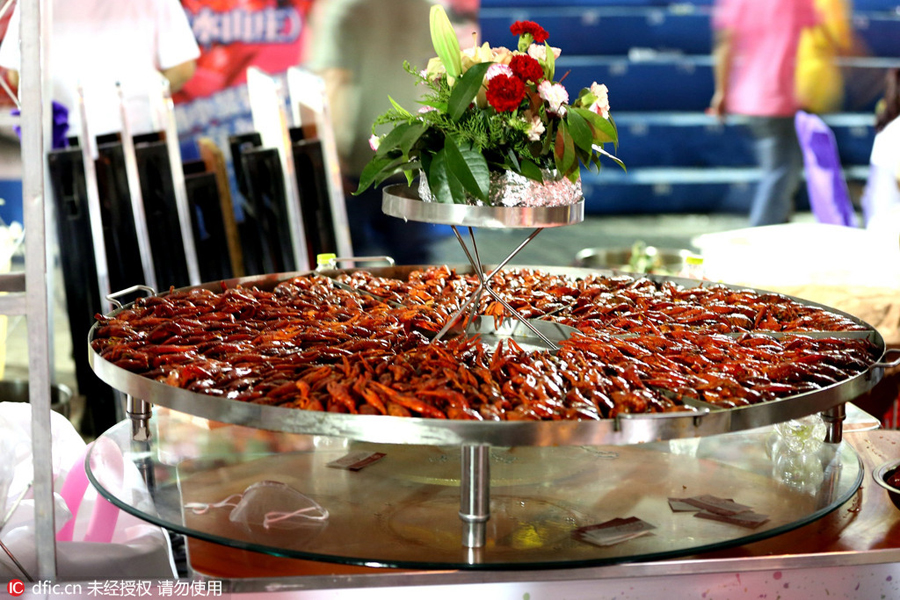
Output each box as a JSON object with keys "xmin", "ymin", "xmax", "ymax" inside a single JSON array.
[
  {"xmin": 88, "ymin": 266, "xmax": 892, "ymax": 447},
  {"xmin": 381, "ymin": 184, "xmax": 584, "ymax": 229}
]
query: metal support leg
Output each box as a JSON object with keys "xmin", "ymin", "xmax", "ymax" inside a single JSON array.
[
  {"xmin": 822, "ymin": 403, "xmax": 846, "ymax": 444},
  {"xmin": 126, "ymin": 395, "xmax": 152, "ymax": 442},
  {"xmin": 132, "ymin": 439, "xmax": 156, "ymax": 490},
  {"xmin": 432, "ymin": 226, "xmax": 557, "ymax": 349},
  {"xmin": 459, "ymin": 444, "xmax": 490, "ymax": 549}
]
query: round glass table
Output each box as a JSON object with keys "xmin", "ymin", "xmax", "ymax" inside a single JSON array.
[{"xmin": 86, "ymin": 408, "xmax": 867, "ymax": 571}]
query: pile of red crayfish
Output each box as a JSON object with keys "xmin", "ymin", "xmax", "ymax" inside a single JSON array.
[{"xmin": 90, "ymin": 267, "xmax": 879, "ymax": 420}]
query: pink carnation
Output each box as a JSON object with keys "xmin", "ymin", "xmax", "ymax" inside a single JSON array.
[
  {"xmin": 588, "ymin": 82, "xmax": 611, "ymax": 119},
  {"xmin": 523, "ymin": 111, "xmax": 545, "ymax": 141},
  {"xmin": 527, "ymin": 44, "xmax": 562, "ymax": 63},
  {"xmin": 538, "ymin": 80, "xmax": 568, "ymax": 115},
  {"xmin": 485, "ymin": 63, "xmax": 514, "ymax": 82}
]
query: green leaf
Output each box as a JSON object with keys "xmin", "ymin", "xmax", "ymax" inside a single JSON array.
[
  {"xmin": 595, "ymin": 145, "xmax": 627, "ymax": 172},
  {"xmin": 443, "ymin": 136, "xmax": 490, "ymax": 201},
  {"xmin": 448, "ymin": 62, "xmax": 491, "ymax": 121},
  {"xmin": 554, "ymin": 120, "xmax": 576, "ymax": 177},
  {"xmin": 419, "ymin": 99, "xmax": 447, "ymax": 112},
  {"xmin": 570, "ymin": 106, "xmax": 617, "ymax": 145},
  {"xmin": 608, "ymin": 114, "xmax": 620, "ymax": 151},
  {"xmin": 566, "ymin": 110, "xmax": 594, "ymax": 154},
  {"xmin": 542, "ymin": 120, "xmax": 555, "ymax": 156},
  {"xmin": 506, "ymin": 148, "xmax": 521, "ymax": 172},
  {"xmin": 544, "ymin": 42, "xmax": 556, "ymax": 81},
  {"xmin": 428, "ymin": 149, "xmax": 466, "ymax": 204},
  {"xmin": 608, "ymin": 153, "xmax": 626, "ymax": 171},
  {"xmin": 519, "ymin": 159, "xmax": 544, "ymax": 182},
  {"xmin": 430, "ymin": 5, "xmax": 461, "ymax": 79},
  {"xmin": 388, "ymin": 96, "xmax": 413, "ymax": 119},
  {"xmin": 375, "ymin": 122, "xmax": 427, "ymax": 159},
  {"xmin": 355, "ymin": 154, "xmax": 405, "ymax": 195}
]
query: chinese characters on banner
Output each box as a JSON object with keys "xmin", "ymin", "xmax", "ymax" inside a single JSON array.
[{"xmin": 174, "ymin": 0, "xmax": 316, "ymax": 160}]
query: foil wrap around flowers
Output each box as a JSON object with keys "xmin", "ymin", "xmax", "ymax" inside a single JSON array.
[{"xmin": 418, "ymin": 169, "xmax": 582, "ymax": 208}]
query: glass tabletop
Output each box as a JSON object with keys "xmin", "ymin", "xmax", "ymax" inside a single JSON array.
[{"xmin": 86, "ymin": 408, "xmax": 865, "ymax": 570}]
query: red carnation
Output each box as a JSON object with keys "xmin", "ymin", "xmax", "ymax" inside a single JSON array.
[
  {"xmin": 510, "ymin": 20, "xmax": 549, "ymax": 44},
  {"xmin": 486, "ymin": 74, "xmax": 526, "ymax": 113},
  {"xmin": 509, "ymin": 54, "xmax": 545, "ymax": 83}
]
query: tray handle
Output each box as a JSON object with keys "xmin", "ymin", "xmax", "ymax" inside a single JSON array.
[
  {"xmin": 106, "ymin": 285, "xmax": 158, "ymax": 310},
  {"xmin": 874, "ymin": 347, "xmax": 900, "ymax": 369}
]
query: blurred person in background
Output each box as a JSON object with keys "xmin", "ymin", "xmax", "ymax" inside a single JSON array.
[
  {"xmin": 0, "ymin": 0, "xmax": 200, "ymax": 140},
  {"xmin": 795, "ymin": 0, "xmax": 853, "ymax": 116},
  {"xmin": 861, "ymin": 68, "xmax": 900, "ymax": 232},
  {"xmin": 709, "ymin": 0, "xmax": 821, "ymax": 227},
  {"xmin": 305, "ymin": 0, "xmax": 444, "ymax": 265}
]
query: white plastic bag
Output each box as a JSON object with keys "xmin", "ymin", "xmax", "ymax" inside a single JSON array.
[{"xmin": 0, "ymin": 402, "xmax": 176, "ymax": 580}]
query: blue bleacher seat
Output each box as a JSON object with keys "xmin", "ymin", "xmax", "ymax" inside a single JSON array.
[
  {"xmin": 612, "ymin": 113, "xmax": 874, "ymax": 169},
  {"xmin": 480, "ymin": 8, "xmax": 712, "ymax": 56},
  {"xmin": 557, "ymin": 56, "xmax": 714, "ymax": 111},
  {"xmin": 481, "ymin": 8, "xmax": 899, "ymax": 58}
]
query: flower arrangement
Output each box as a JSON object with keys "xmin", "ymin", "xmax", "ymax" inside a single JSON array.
[{"xmin": 356, "ymin": 5, "xmax": 625, "ymax": 207}]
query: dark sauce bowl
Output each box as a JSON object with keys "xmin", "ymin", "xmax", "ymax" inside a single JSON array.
[{"xmin": 873, "ymin": 459, "xmax": 900, "ymax": 511}]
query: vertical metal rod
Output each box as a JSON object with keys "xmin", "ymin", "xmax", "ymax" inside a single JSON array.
[
  {"xmin": 459, "ymin": 444, "xmax": 490, "ymax": 548},
  {"xmin": 42, "ymin": 0, "xmax": 57, "ymax": 387},
  {"xmin": 430, "ymin": 227, "xmax": 484, "ymax": 343},
  {"xmin": 117, "ymin": 83, "xmax": 158, "ymax": 291},
  {"xmin": 131, "ymin": 439, "xmax": 156, "ymax": 489},
  {"xmin": 20, "ymin": 0, "xmax": 58, "ymax": 580},
  {"xmin": 467, "ymin": 227, "xmax": 484, "ymax": 276},
  {"xmin": 822, "ymin": 403, "xmax": 846, "ymax": 444},
  {"xmin": 126, "ymin": 395, "xmax": 152, "ymax": 442},
  {"xmin": 452, "ymin": 225, "xmax": 477, "ymax": 270},
  {"xmin": 463, "ymin": 227, "xmax": 487, "ymax": 321}
]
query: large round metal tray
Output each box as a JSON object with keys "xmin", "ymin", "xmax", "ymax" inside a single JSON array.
[
  {"xmin": 88, "ymin": 266, "xmax": 891, "ymax": 447},
  {"xmin": 381, "ymin": 184, "xmax": 584, "ymax": 229}
]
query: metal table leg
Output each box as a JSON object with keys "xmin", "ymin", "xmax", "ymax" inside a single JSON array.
[
  {"xmin": 822, "ymin": 403, "xmax": 846, "ymax": 444},
  {"xmin": 459, "ymin": 444, "xmax": 490, "ymax": 549},
  {"xmin": 127, "ymin": 395, "xmax": 152, "ymax": 442}
]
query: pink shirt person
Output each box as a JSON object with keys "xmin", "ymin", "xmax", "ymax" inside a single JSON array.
[{"xmin": 712, "ymin": 0, "xmax": 820, "ymax": 117}]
